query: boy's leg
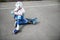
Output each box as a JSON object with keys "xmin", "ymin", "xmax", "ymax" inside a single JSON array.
[
  {"xmin": 13, "ymin": 19, "xmax": 20, "ymax": 34},
  {"xmin": 16, "ymin": 19, "xmax": 20, "ymax": 30},
  {"xmin": 15, "ymin": 24, "xmax": 20, "ymax": 30},
  {"xmin": 21, "ymin": 14, "xmax": 28, "ymax": 23}
]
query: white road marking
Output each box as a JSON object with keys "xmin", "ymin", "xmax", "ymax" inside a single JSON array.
[
  {"xmin": 24, "ymin": 4, "xmax": 59, "ymax": 7},
  {"xmin": 0, "ymin": 4, "xmax": 59, "ymax": 9}
]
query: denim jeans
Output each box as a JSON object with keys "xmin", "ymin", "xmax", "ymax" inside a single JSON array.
[{"xmin": 14, "ymin": 14, "xmax": 28, "ymax": 25}]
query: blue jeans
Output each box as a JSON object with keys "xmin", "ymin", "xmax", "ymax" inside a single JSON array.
[
  {"xmin": 14, "ymin": 14, "xmax": 28, "ymax": 25},
  {"xmin": 14, "ymin": 14, "xmax": 24, "ymax": 20}
]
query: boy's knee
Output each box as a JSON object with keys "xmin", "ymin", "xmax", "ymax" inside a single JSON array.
[{"xmin": 16, "ymin": 19, "xmax": 20, "ymax": 25}]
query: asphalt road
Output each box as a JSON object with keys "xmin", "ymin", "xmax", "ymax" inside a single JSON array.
[{"xmin": 0, "ymin": 1, "xmax": 60, "ymax": 40}]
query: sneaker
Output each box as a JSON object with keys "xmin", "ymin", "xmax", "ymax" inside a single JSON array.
[{"xmin": 13, "ymin": 29, "xmax": 19, "ymax": 34}]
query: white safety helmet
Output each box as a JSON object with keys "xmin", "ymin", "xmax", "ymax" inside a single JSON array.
[{"xmin": 15, "ymin": 1, "xmax": 23, "ymax": 8}]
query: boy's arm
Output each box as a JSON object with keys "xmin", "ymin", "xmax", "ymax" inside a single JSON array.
[{"xmin": 14, "ymin": 7, "xmax": 22, "ymax": 12}]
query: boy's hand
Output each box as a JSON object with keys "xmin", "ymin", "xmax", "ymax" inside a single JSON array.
[{"xmin": 11, "ymin": 11, "xmax": 14, "ymax": 15}]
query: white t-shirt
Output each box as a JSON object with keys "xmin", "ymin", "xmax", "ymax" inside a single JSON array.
[{"xmin": 14, "ymin": 7, "xmax": 25, "ymax": 16}]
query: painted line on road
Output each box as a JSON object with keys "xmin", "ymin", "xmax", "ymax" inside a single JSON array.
[
  {"xmin": 24, "ymin": 4, "xmax": 59, "ymax": 7},
  {"xmin": 0, "ymin": 4, "xmax": 59, "ymax": 9}
]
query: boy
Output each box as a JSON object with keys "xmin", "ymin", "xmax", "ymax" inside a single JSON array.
[{"xmin": 11, "ymin": 1, "xmax": 28, "ymax": 33}]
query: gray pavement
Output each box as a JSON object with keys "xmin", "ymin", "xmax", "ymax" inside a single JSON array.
[{"xmin": 0, "ymin": 1, "xmax": 60, "ymax": 40}]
